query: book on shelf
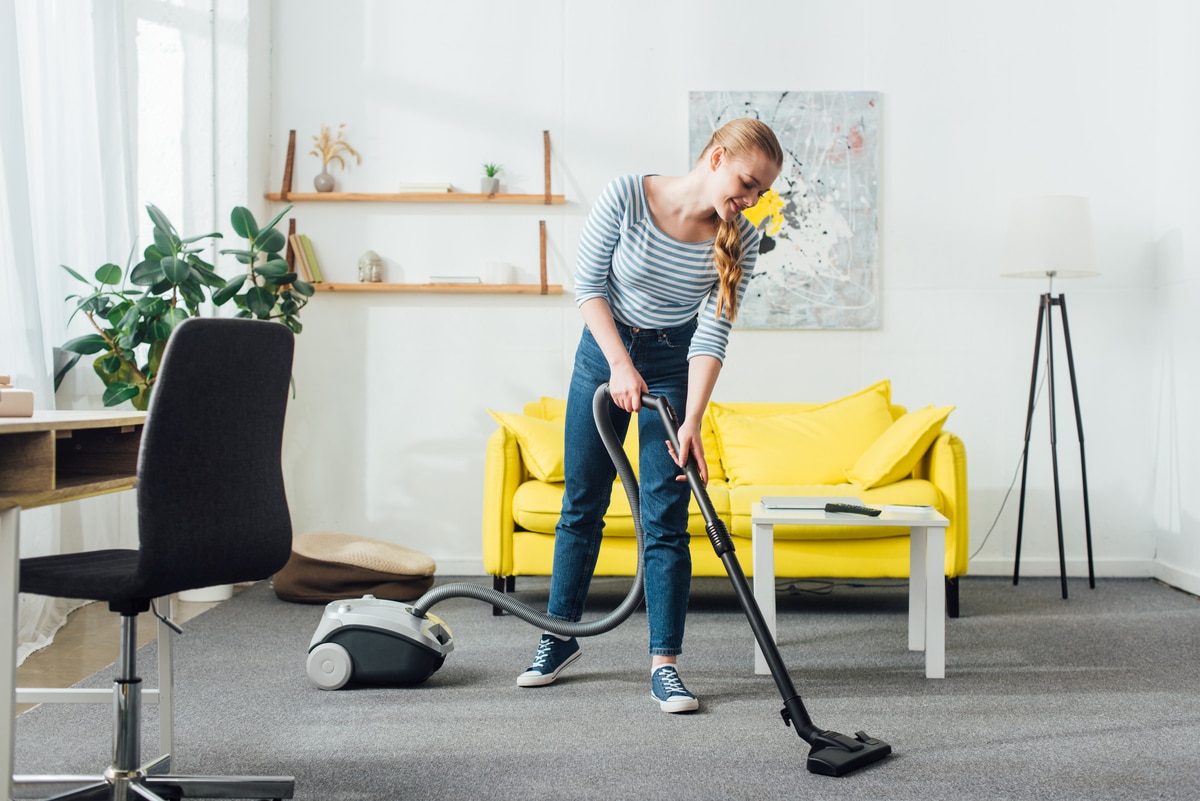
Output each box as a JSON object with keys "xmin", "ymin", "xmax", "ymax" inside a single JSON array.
[
  {"xmin": 397, "ymin": 182, "xmax": 453, "ymax": 193},
  {"xmin": 298, "ymin": 234, "xmax": 324, "ymax": 282},
  {"xmin": 288, "ymin": 234, "xmax": 313, "ymax": 282},
  {"xmin": 428, "ymin": 275, "xmax": 482, "ymax": 284}
]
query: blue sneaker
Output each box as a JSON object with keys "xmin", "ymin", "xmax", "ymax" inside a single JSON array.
[
  {"xmin": 651, "ymin": 665, "xmax": 699, "ymax": 713},
  {"xmin": 517, "ymin": 635, "xmax": 581, "ymax": 687}
]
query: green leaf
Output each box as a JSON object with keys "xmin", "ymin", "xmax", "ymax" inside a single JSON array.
[
  {"xmin": 260, "ymin": 205, "xmax": 292, "ymax": 234},
  {"xmin": 283, "ymin": 316, "xmax": 303, "ymax": 335},
  {"xmin": 62, "ymin": 333, "xmax": 110, "ymax": 355},
  {"xmin": 180, "ymin": 231, "xmax": 223, "ymax": 245},
  {"xmin": 145, "ymin": 204, "xmax": 177, "ymax": 239},
  {"xmin": 256, "ymin": 227, "xmax": 286, "ymax": 254},
  {"xmin": 212, "ymin": 274, "xmax": 247, "ymax": 305},
  {"xmin": 152, "ymin": 226, "xmax": 174, "ymax": 256},
  {"xmin": 291, "ymin": 279, "xmax": 315, "ymax": 297},
  {"xmin": 229, "ymin": 206, "xmax": 259, "ymax": 239},
  {"xmin": 130, "ymin": 258, "xmax": 164, "ymax": 286},
  {"xmin": 264, "ymin": 272, "xmax": 296, "ymax": 286},
  {"xmin": 149, "ymin": 317, "xmax": 173, "ymax": 341},
  {"xmin": 254, "ymin": 258, "xmax": 290, "ymax": 277},
  {"xmin": 53, "ymin": 352, "xmax": 83, "ymax": 390},
  {"xmin": 142, "ymin": 243, "xmax": 166, "ymax": 262},
  {"xmin": 102, "ymin": 382, "xmax": 140, "ymax": 407},
  {"xmin": 136, "ymin": 295, "xmax": 167, "ymax": 315},
  {"xmin": 165, "ymin": 306, "xmax": 190, "ymax": 326},
  {"xmin": 100, "ymin": 353, "xmax": 122, "ymax": 374},
  {"xmin": 93, "ymin": 263, "xmax": 123, "ymax": 285},
  {"xmin": 189, "ymin": 260, "xmax": 227, "ymax": 289},
  {"xmin": 61, "ymin": 264, "xmax": 91, "ymax": 284},
  {"xmin": 161, "ymin": 256, "xmax": 191, "ymax": 285},
  {"xmin": 245, "ymin": 285, "xmax": 275, "ymax": 318},
  {"xmin": 146, "ymin": 338, "xmax": 167, "ymax": 380}
]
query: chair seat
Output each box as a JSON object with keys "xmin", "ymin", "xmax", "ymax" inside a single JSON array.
[{"xmin": 20, "ymin": 549, "xmax": 142, "ymax": 601}]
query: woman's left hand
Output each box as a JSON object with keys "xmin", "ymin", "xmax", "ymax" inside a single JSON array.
[{"xmin": 666, "ymin": 418, "xmax": 708, "ymax": 486}]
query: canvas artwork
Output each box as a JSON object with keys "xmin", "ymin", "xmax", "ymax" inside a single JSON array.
[{"xmin": 689, "ymin": 91, "xmax": 880, "ymax": 329}]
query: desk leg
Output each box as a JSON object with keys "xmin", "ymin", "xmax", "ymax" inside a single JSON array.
[
  {"xmin": 2, "ymin": 507, "xmax": 20, "ymax": 800},
  {"xmin": 910, "ymin": 525, "xmax": 947, "ymax": 679},
  {"xmin": 908, "ymin": 524, "xmax": 927, "ymax": 654},
  {"xmin": 751, "ymin": 521, "xmax": 775, "ymax": 675},
  {"xmin": 926, "ymin": 526, "xmax": 947, "ymax": 678}
]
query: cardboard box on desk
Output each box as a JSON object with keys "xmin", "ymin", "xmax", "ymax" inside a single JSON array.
[{"xmin": 0, "ymin": 375, "xmax": 33, "ymax": 417}]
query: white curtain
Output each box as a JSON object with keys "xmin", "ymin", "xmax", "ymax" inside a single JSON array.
[{"xmin": 2, "ymin": 0, "xmax": 141, "ymax": 664}]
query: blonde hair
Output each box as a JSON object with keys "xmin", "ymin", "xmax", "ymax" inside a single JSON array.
[{"xmin": 699, "ymin": 118, "xmax": 783, "ymax": 323}]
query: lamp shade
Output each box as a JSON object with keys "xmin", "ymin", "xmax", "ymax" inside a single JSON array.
[{"xmin": 1005, "ymin": 195, "xmax": 1096, "ymax": 275}]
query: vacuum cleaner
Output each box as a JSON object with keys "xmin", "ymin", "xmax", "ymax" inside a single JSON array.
[{"xmin": 305, "ymin": 384, "xmax": 893, "ymax": 777}]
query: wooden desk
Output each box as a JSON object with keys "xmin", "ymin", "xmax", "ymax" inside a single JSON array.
[{"xmin": 0, "ymin": 410, "xmax": 175, "ymax": 797}]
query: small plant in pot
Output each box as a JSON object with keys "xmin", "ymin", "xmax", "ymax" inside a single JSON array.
[
  {"xmin": 481, "ymin": 162, "xmax": 502, "ymax": 194},
  {"xmin": 57, "ymin": 204, "xmax": 313, "ymax": 409}
]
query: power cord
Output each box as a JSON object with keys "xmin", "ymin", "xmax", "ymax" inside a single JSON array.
[{"xmin": 968, "ymin": 362, "xmax": 1047, "ymax": 561}]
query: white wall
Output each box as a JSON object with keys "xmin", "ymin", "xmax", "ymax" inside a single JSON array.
[{"xmin": 262, "ymin": 0, "xmax": 1197, "ymax": 590}]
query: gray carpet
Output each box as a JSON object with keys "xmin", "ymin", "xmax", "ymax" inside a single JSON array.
[{"xmin": 13, "ymin": 575, "xmax": 1200, "ymax": 800}]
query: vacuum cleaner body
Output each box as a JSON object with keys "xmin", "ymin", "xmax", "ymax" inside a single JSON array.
[{"xmin": 306, "ymin": 595, "xmax": 453, "ymax": 689}]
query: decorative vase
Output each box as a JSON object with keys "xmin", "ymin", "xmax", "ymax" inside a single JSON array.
[
  {"xmin": 481, "ymin": 176, "xmax": 499, "ymax": 194},
  {"xmin": 314, "ymin": 168, "xmax": 335, "ymax": 192}
]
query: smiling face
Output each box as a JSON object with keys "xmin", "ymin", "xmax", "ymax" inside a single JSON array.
[{"xmin": 707, "ymin": 146, "xmax": 781, "ymax": 223}]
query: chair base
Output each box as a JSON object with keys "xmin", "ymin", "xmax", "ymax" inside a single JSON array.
[{"xmin": 16, "ymin": 762, "xmax": 294, "ymax": 800}]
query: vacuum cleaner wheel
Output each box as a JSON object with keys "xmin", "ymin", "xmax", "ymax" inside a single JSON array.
[{"xmin": 307, "ymin": 642, "xmax": 353, "ymax": 690}]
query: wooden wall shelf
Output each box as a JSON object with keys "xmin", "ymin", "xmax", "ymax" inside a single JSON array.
[
  {"xmin": 265, "ymin": 192, "xmax": 565, "ymax": 204},
  {"xmin": 312, "ymin": 282, "xmax": 563, "ymax": 295}
]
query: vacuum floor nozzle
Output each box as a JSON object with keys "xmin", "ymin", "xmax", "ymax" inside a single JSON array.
[{"xmin": 805, "ymin": 730, "xmax": 893, "ymax": 777}]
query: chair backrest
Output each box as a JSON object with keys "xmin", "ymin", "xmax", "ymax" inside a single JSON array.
[{"xmin": 129, "ymin": 317, "xmax": 296, "ymax": 600}]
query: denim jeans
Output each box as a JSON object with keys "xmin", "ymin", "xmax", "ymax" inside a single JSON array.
[{"xmin": 547, "ymin": 319, "xmax": 697, "ymax": 656}]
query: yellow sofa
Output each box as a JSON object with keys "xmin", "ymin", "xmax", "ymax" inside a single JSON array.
[{"xmin": 483, "ymin": 380, "xmax": 969, "ymax": 615}]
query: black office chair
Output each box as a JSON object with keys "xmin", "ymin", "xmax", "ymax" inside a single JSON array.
[{"xmin": 17, "ymin": 317, "xmax": 296, "ymax": 801}]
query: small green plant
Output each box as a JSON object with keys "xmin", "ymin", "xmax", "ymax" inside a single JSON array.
[
  {"xmin": 482, "ymin": 162, "xmax": 502, "ymax": 177},
  {"xmin": 57, "ymin": 203, "xmax": 313, "ymax": 409}
]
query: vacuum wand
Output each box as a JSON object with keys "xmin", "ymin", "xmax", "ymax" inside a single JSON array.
[{"xmin": 638, "ymin": 391, "xmax": 893, "ymax": 777}]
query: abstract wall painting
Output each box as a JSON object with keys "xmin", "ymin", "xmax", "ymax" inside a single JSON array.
[{"xmin": 689, "ymin": 91, "xmax": 880, "ymax": 329}]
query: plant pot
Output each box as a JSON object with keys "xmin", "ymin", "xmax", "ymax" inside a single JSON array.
[
  {"xmin": 481, "ymin": 176, "xmax": 499, "ymax": 194},
  {"xmin": 314, "ymin": 169, "xmax": 335, "ymax": 192}
]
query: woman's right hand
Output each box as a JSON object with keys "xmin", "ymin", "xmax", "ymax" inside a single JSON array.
[{"xmin": 607, "ymin": 362, "xmax": 648, "ymax": 413}]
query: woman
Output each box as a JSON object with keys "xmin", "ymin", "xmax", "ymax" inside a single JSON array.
[{"xmin": 518, "ymin": 118, "xmax": 783, "ymax": 713}]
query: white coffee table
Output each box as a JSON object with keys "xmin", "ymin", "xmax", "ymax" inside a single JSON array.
[{"xmin": 750, "ymin": 502, "xmax": 951, "ymax": 679}]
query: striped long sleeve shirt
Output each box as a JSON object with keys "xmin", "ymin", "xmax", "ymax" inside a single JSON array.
[{"xmin": 574, "ymin": 173, "xmax": 760, "ymax": 363}]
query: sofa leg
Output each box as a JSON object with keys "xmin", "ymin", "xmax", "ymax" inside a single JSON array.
[
  {"xmin": 492, "ymin": 576, "xmax": 515, "ymax": 616},
  {"xmin": 946, "ymin": 577, "xmax": 960, "ymax": 619}
]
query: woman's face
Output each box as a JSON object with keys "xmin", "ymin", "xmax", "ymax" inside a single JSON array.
[{"xmin": 708, "ymin": 147, "xmax": 780, "ymax": 222}]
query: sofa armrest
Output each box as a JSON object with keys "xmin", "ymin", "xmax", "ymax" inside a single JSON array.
[
  {"xmin": 913, "ymin": 430, "xmax": 970, "ymax": 577},
  {"xmin": 482, "ymin": 426, "xmax": 525, "ymax": 576}
]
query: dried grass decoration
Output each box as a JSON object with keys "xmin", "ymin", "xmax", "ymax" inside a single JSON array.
[{"xmin": 310, "ymin": 123, "xmax": 361, "ymax": 192}]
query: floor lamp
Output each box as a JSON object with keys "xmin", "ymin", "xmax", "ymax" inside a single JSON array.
[{"xmin": 1003, "ymin": 195, "xmax": 1098, "ymax": 599}]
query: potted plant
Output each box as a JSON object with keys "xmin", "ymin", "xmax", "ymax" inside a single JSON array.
[
  {"xmin": 310, "ymin": 123, "xmax": 361, "ymax": 192},
  {"xmin": 57, "ymin": 204, "xmax": 313, "ymax": 409},
  {"xmin": 481, "ymin": 162, "xmax": 502, "ymax": 194}
]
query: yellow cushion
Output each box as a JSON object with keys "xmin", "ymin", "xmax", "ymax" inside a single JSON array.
[
  {"xmin": 488, "ymin": 410, "xmax": 565, "ymax": 483},
  {"xmin": 711, "ymin": 381, "xmax": 894, "ymax": 486},
  {"xmin": 846, "ymin": 404, "xmax": 955, "ymax": 489}
]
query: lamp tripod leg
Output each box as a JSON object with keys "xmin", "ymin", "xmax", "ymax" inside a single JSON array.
[
  {"xmin": 1014, "ymin": 294, "xmax": 1047, "ymax": 585},
  {"xmin": 1057, "ymin": 295, "xmax": 1095, "ymax": 589},
  {"xmin": 1046, "ymin": 297, "xmax": 1068, "ymax": 599}
]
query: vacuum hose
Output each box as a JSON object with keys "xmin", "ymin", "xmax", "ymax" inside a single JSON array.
[{"xmin": 411, "ymin": 383, "xmax": 648, "ymax": 637}]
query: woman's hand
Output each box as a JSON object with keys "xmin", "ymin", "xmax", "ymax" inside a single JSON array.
[
  {"xmin": 666, "ymin": 417, "xmax": 709, "ymax": 486},
  {"xmin": 607, "ymin": 362, "xmax": 648, "ymax": 413}
]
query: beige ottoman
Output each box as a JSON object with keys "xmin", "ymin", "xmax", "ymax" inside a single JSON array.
[{"xmin": 273, "ymin": 531, "xmax": 436, "ymax": 603}]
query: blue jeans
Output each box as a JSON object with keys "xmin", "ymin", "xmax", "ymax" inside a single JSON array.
[{"xmin": 547, "ymin": 319, "xmax": 697, "ymax": 656}]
